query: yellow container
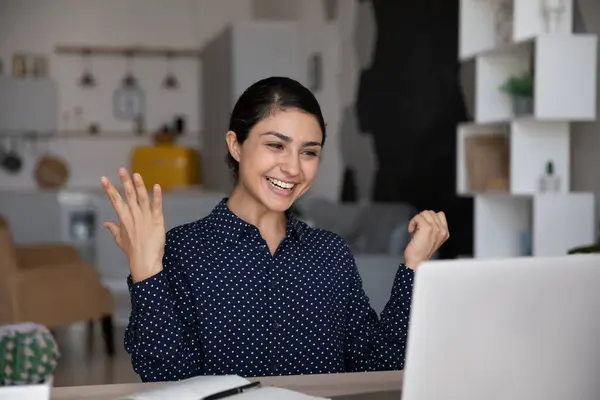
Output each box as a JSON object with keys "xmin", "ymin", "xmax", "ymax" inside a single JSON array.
[{"xmin": 131, "ymin": 144, "xmax": 200, "ymax": 191}]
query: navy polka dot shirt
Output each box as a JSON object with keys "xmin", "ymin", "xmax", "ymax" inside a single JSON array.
[{"xmin": 125, "ymin": 198, "xmax": 415, "ymax": 382}]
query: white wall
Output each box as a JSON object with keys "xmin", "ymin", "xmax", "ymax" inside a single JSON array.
[
  {"xmin": 279, "ymin": 0, "xmax": 377, "ymax": 202},
  {"xmin": 252, "ymin": 0, "xmax": 303, "ymax": 20},
  {"xmin": 572, "ymin": 0, "xmax": 600, "ymax": 231},
  {"xmin": 0, "ymin": 0, "xmax": 252, "ymax": 189}
]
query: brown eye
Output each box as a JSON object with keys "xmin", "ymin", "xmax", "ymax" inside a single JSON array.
[
  {"xmin": 302, "ymin": 150, "xmax": 319, "ymax": 157},
  {"xmin": 267, "ymin": 143, "xmax": 284, "ymax": 150}
]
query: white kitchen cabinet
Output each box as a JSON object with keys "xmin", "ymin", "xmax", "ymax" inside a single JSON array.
[{"xmin": 0, "ymin": 77, "xmax": 58, "ymax": 134}]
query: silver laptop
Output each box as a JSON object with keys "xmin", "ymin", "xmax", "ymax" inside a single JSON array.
[{"xmin": 401, "ymin": 254, "xmax": 600, "ymax": 400}]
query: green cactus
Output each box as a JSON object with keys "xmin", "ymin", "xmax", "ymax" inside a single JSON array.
[{"xmin": 0, "ymin": 323, "xmax": 60, "ymax": 386}]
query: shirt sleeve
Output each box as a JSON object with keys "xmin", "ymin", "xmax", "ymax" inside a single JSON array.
[
  {"xmin": 342, "ymin": 242, "xmax": 415, "ymax": 372},
  {"xmin": 124, "ymin": 228, "xmax": 204, "ymax": 382}
]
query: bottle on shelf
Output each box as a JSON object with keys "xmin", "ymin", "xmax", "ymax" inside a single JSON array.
[{"xmin": 539, "ymin": 160, "xmax": 561, "ymax": 192}]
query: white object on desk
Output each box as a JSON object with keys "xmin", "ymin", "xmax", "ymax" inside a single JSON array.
[
  {"xmin": 402, "ymin": 254, "xmax": 600, "ymax": 399},
  {"xmin": 121, "ymin": 374, "xmax": 327, "ymax": 400},
  {"xmin": 0, "ymin": 377, "xmax": 52, "ymax": 400}
]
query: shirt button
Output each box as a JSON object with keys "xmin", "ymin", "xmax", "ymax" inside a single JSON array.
[{"xmin": 273, "ymin": 322, "xmax": 281, "ymax": 329}]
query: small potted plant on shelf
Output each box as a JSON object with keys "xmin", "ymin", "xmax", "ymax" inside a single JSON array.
[
  {"xmin": 0, "ymin": 323, "xmax": 60, "ymax": 399},
  {"xmin": 500, "ymin": 72, "xmax": 534, "ymax": 116}
]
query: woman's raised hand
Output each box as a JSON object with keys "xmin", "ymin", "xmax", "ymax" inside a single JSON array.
[
  {"xmin": 403, "ymin": 210, "xmax": 450, "ymax": 270},
  {"xmin": 100, "ymin": 168, "xmax": 165, "ymax": 283}
]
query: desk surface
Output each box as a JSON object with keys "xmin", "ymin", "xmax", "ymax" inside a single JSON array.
[{"xmin": 51, "ymin": 370, "xmax": 404, "ymax": 400}]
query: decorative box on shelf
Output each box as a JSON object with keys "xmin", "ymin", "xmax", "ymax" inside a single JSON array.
[{"xmin": 457, "ymin": 119, "xmax": 570, "ymax": 196}]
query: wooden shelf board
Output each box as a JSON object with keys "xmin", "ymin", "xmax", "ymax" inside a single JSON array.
[{"xmin": 54, "ymin": 44, "xmax": 201, "ymax": 58}]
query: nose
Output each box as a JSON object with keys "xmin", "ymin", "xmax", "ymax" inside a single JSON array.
[{"xmin": 280, "ymin": 153, "xmax": 301, "ymax": 177}]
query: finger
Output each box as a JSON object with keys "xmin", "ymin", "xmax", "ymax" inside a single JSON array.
[
  {"xmin": 408, "ymin": 216, "xmax": 417, "ymax": 233},
  {"xmin": 436, "ymin": 211, "xmax": 448, "ymax": 230},
  {"xmin": 119, "ymin": 168, "xmax": 140, "ymax": 216},
  {"xmin": 103, "ymin": 221, "xmax": 120, "ymax": 240},
  {"xmin": 419, "ymin": 211, "xmax": 436, "ymax": 231},
  {"xmin": 100, "ymin": 176, "xmax": 129, "ymax": 222},
  {"xmin": 133, "ymin": 173, "xmax": 150, "ymax": 212},
  {"xmin": 422, "ymin": 211, "xmax": 446, "ymax": 247},
  {"xmin": 428, "ymin": 210, "xmax": 445, "ymax": 229},
  {"xmin": 151, "ymin": 184, "xmax": 163, "ymax": 217},
  {"xmin": 437, "ymin": 211, "xmax": 450, "ymax": 239},
  {"xmin": 409, "ymin": 214, "xmax": 429, "ymax": 233},
  {"xmin": 408, "ymin": 214, "xmax": 425, "ymax": 233}
]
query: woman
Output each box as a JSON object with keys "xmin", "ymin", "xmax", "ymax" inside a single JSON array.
[{"xmin": 100, "ymin": 77, "xmax": 449, "ymax": 382}]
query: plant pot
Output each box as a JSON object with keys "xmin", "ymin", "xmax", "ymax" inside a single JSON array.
[
  {"xmin": 512, "ymin": 95, "xmax": 533, "ymax": 116},
  {"xmin": 0, "ymin": 376, "xmax": 53, "ymax": 400}
]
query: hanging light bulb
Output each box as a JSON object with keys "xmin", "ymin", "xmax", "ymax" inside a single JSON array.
[
  {"xmin": 122, "ymin": 52, "xmax": 138, "ymax": 88},
  {"xmin": 162, "ymin": 52, "xmax": 179, "ymax": 90},
  {"xmin": 78, "ymin": 49, "xmax": 96, "ymax": 88}
]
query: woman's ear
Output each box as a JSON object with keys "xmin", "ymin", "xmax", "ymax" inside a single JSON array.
[{"xmin": 225, "ymin": 131, "xmax": 241, "ymax": 162}]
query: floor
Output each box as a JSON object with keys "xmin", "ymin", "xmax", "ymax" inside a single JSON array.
[{"xmin": 53, "ymin": 323, "xmax": 139, "ymax": 387}]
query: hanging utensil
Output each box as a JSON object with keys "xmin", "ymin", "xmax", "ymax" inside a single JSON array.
[
  {"xmin": 0, "ymin": 136, "xmax": 23, "ymax": 174},
  {"xmin": 34, "ymin": 137, "xmax": 69, "ymax": 189},
  {"xmin": 79, "ymin": 49, "xmax": 96, "ymax": 88},
  {"xmin": 162, "ymin": 52, "xmax": 179, "ymax": 90},
  {"xmin": 122, "ymin": 52, "xmax": 138, "ymax": 88}
]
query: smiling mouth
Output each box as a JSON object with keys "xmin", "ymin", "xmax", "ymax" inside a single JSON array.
[{"xmin": 266, "ymin": 177, "xmax": 296, "ymax": 191}]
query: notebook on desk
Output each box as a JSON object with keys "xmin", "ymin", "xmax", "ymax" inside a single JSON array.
[{"xmin": 121, "ymin": 374, "xmax": 328, "ymax": 400}]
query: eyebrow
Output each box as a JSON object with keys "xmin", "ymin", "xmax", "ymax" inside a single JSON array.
[{"xmin": 261, "ymin": 131, "xmax": 322, "ymax": 147}]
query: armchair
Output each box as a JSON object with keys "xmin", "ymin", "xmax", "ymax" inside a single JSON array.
[{"xmin": 0, "ymin": 215, "xmax": 115, "ymax": 356}]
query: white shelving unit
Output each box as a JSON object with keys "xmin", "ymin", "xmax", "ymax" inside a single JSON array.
[{"xmin": 458, "ymin": 0, "xmax": 598, "ymax": 258}]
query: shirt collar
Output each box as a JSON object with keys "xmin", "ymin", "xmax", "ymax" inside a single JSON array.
[{"xmin": 207, "ymin": 198, "xmax": 310, "ymax": 244}]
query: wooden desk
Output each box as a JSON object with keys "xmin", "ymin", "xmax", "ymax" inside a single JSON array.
[{"xmin": 51, "ymin": 370, "xmax": 403, "ymax": 400}]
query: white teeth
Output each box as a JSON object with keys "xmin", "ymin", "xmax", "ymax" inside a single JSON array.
[{"xmin": 267, "ymin": 177, "xmax": 295, "ymax": 190}]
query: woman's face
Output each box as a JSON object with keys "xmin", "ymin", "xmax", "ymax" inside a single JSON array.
[{"xmin": 227, "ymin": 108, "xmax": 323, "ymax": 212}]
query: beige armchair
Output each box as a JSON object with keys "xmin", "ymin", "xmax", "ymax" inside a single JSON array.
[{"xmin": 0, "ymin": 215, "xmax": 115, "ymax": 355}]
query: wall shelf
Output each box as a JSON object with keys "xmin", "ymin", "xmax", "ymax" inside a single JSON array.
[
  {"xmin": 459, "ymin": 0, "xmax": 575, "ymax": 60},
  {"xmin": 54, "ymin": 44, "xmax": 201, "ymax": 58},
  {"xmin": 0, "ymin": 131, "xmax": 175, "ymax": 140},
  {"xmin": 457, "ymin": 119, "xmax": 570, "ymax": 196},
  {"xmin": 457, "ymin": 0, "xmax": 597, "ymax": 258},
  {"xmin": 474, "ymin": 193, "xmax": 595, "ymax": 257},
  {"xmin": 474, "ymin": 34, "xmax": 597, "ymax": 123}
]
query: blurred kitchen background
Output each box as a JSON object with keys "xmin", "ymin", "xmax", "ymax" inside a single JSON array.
[{"xmin": 1, "ymin": 0, "xmax": 599, "ymax": 387}]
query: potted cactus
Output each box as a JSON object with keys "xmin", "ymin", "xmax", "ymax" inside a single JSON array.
[
  {"xmin": 0, "ymin": 323, "xmax": 60, "ymax": 398},
  {"xmin": 500, "ymin": 72, "xmax": 534, "ymax": 116}
]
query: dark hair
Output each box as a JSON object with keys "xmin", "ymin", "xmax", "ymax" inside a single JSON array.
[{"xmin": 226, "ymin": 76, "xmax": 326, "ymax": 179}]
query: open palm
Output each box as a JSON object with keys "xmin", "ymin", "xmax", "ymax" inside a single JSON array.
[{"xmin": 100, "ymin": 168, "xmax": 165, "ymax": 283}]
